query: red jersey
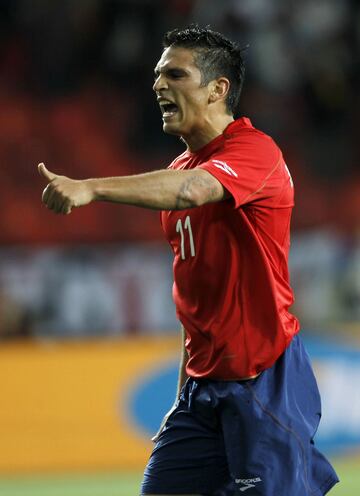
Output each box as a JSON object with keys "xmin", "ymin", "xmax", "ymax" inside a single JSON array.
[{"xmin": 160, "ymin": 117, "xmax": 300, "ymax": 379}]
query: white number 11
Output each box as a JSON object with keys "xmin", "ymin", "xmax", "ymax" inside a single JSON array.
[{"xmin": 176, "ymin": 215, "xmax": 195, "ymax": 260}]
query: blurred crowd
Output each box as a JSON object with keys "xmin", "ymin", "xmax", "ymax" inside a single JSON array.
[
  {"xmin": 0, "ymin": 0, "xmax": 359, "ymax": 338},
  {"xmin": 0, "ymin": 234, "xmax": 359, "ymax": 340}
]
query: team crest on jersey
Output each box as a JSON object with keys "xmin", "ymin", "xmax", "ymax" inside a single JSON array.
[{"xmin": 212, "ymin": 160, "xmax": 238, "ymax": 177}]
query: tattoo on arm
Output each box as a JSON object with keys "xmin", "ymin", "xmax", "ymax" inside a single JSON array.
[{"xmin": 175, "ymin": 173, "xmax": 222, "ymax": 209}]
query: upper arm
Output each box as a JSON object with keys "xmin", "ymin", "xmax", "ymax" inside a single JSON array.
[
  {"xmin": 180, "ymin": 168, "xmax": 229, "ymax": 207},
  {"xmin": 197, "ymin": 134, "xmax": 289, "ymax": 208}
]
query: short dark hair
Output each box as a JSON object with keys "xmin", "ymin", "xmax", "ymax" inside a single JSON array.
[{"xmin": 163, "ymin": 26, "xmax": 246, "ymax": 116}]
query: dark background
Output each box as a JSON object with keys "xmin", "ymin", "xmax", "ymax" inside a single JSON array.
[{"xmin": 0, "ymin": 0, "xmax": 359, "ymax": 338}]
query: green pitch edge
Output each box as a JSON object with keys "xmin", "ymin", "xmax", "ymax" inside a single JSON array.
[
  {"xmin": 0, "ymin": 463, "xmax": 360, "ymax": 496},
  {"xmin": 0, "ymin": 472, "xmax": 143, "ymax": 496},
  {"xmin": 330, "ymin": 460, "xmax": 360, "ymax": 496}
]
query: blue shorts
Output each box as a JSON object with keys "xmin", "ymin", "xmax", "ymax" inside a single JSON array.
[{"xmin": 141, "ymin": 335, "xmax": 339, "ymax": 495}]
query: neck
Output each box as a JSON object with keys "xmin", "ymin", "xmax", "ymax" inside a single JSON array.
[{"xmin": 183, "ymin": 114, "xmax": 235, "ymax": 152}]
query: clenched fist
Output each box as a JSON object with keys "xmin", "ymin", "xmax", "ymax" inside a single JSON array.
[{"xmin": 38, "ymin": 163, "xmax": 95, "ymax": 214}]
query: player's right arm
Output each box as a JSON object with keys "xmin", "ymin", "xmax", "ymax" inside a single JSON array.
[
  {"xmin": 38, "ymin": 162, "xmax": 227, "ymax": 214},
  {"xmin": 151, "ymin": 325, "xmax": 188, "ymax": 442}
]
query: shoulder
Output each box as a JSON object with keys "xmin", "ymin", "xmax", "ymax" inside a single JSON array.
[{"xmin": 218, "ymin": 125, "xmax": 281, "ymax": 167}]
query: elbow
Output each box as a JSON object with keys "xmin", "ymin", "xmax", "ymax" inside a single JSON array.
[
  {"xmin": 175, "ymin": 170, "xmax": 219, "ymax": 209},
  {"xmin": 177, "ymin": 188, "xmax": 206, "ymax": 209},
  {"xmin": 190, "ymin": 189, "xmax": 207, "ymax": 207}
]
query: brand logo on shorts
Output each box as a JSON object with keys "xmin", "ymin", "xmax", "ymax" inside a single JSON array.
[{"xmin": 235, "ymin": 476, "xmax": 262, "ymax": 492}]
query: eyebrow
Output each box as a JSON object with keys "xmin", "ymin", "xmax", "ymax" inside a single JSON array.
[{"xmin": 153, "ymin": 66, "xmax": 189, "ymax": 77}]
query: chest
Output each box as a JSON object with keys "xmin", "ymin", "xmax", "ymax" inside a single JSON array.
[{"xmin": 161, "ymin": 201, "xmax": 237, "ymax": 263}]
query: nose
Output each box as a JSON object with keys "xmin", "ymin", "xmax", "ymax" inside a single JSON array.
[{"xmin": 152, "ymin": 74, "xmax": 168, "ymax": 92}]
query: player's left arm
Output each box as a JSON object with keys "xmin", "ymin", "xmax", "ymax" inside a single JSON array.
[
  {"xmin": 38, "ymin": 163, "xmax": 228, "ymax": 214},
  {"xmin": 151, "ymin": 325, "xmax": 189, "ymax": 443}
]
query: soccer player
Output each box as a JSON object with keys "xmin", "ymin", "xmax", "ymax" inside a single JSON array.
[{"xmin": 39, "ymin": 26, "xmax": 339, "ymax": 496}]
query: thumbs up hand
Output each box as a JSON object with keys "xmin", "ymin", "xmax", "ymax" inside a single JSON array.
[
  {"xmin": 38, "ymin": 163, "xmax": 58, "ymax": 183},
  {"xmin": 38, "ymin": 163, "xmax": 95, "ymax": 214}
]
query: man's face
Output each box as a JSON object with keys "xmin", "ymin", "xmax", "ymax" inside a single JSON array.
[{"xmin": 153, "ymin": 46, "xmax": 212, "ymax": 139}]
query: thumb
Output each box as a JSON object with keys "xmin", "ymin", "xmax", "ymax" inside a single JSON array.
[{"xmin": 38, "ymin": 163, "xmax": 57, "ymax": 182}]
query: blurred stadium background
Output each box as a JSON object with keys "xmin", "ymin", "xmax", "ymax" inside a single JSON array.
[{"xmin": 0, "ymin": 0, "xmax": 359, "ymax": 494}]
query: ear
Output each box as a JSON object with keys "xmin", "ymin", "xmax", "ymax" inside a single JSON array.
[{"xmin": 208, "ymin": 77, "xmax": 230, "ymax": 104}]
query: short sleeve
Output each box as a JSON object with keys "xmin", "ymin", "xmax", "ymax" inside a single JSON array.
[{"xmin": 198, "ymin": 132, "xmax": 289, "ymax": 208}]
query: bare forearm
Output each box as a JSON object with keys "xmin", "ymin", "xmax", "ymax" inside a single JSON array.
[
  {"xmin": 177, "ymin": 325, "xmax": 189, "ymax": 399},
  {"xmin": 90, "ymin": 168, "xmax": 223, "ymax": 210},
  {"xmin": 39, "ymin": 163, "xmax": 226, "ymax": 214},
  {"xmin": 151, "ymin": 326, "xmax": 189, "ymax": 442}
]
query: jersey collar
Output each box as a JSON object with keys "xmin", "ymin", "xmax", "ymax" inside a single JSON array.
[{"xmin": 185, "ymin": 117, "xmax": 253, "ymax": 158}]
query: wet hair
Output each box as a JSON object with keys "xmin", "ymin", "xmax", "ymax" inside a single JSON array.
[{"xmin": 163, "ymin": 25, "xmax": 246, "ymax": 116}]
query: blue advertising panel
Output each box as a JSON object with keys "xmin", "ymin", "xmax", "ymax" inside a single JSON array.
[{"xmin": 129, "ymin": 335, "xmax": 360, "ymax": 456}]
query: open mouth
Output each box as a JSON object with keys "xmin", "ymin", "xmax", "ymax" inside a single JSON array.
[{"xmin": 159, "ymin": 101, "xmax": 179, "ymax": 119}]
